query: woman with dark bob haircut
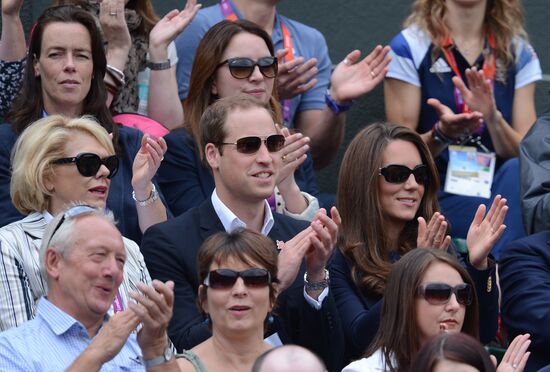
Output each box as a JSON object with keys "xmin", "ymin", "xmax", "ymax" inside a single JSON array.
[
  {"xmin": 176, "ymin": 228, "xmax": 278, "ymax": 371},
  {"xmin": 409, "ymin": 331, "xmax": 531, "ymax": 372},
  {"xmin": 331, "ymin": 122, "xmax": 506, "ymax": 363},
  {"xmin": 0, "ymin": 5, "xmax": 168, "ymax": 244},
  {"xmin": 344, "ymin": 248, "xmax": 479, "ymax": 371},
  {"xmin": 158, "ymin": 19, "xmax": 322, "ymax": 221}
]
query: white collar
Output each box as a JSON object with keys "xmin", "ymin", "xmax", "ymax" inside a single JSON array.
[{"xmin": 211, "ymin": 189, "xmax": 274, "ymax": 236}]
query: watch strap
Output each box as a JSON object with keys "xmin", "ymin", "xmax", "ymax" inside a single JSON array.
[
  {"xmin": 146, "ymin": 59, "xmax": 171, "ymax": 71},
  {"xmin": 325, "ymin": 90, "xmax": 353, "ymax": 114}
]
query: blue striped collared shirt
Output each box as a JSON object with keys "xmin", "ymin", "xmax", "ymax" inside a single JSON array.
[{"xmin": 0, "ymin": 298, "xmax": 144, "ymax": 371}]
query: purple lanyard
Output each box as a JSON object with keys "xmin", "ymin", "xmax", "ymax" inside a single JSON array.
[
  {"xmin": 112, "ymin": 290, "xmax": 124, "ymax": 312},
  {"xmin": 219, "ymin": 0, "xmax": 293, "ymax": 126}
]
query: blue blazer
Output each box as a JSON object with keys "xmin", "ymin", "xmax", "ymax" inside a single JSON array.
[
  {"xmin": 330, "ymin": 247, "xmax": 499, "ymax": 363},
  {"xmin": 0, "ymin": 123, "xmax": 166, "ymax": 244},
  {"xmin": 500, "ymin": 232, "xmax": 550, "ymax": 372},
  {"xmin": 157, "ymin": 127, "xmax": 320, "ymax": 217},
  {"xmin": 141, "ymin": 199, "xmax": 345, "ymax": 371}
]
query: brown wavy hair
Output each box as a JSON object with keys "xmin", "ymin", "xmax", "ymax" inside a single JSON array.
[
  {"xmin": 337, "ymin": 123, "xmax": 440, "ymax": 296},
  {"xmin": 366, "ymin": 249, "xmax": 480, "ymax": 372},
  {"xmin": 184, "ymin": 20, "xmax": 282, "ymax": 161},
  {"xmin": 404, "ymin": 0, "xmax": 528, "ymax": 79}
]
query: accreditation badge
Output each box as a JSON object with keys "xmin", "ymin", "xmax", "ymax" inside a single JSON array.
[{"xmin": 444, "ymin": 145, "xmax": 495, "ymax": 198}]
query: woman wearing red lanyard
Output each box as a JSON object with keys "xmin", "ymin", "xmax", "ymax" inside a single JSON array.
[{"xmin": 384, "ymin": 0, "xmax": 542, "ymax": 259}]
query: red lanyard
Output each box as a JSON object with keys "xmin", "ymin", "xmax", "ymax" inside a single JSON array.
[
  {"xmin": 219, "ymin": 0, "xmax": 294, "ymax": 124},
  {"xmin": 441, "ymin": 31, "xmax": 496, "ymax": 114}
]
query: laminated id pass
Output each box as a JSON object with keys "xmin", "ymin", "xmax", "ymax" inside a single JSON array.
[{"xmin": 444, "ymin": 146, "xmax": 495, "ymax": 198}]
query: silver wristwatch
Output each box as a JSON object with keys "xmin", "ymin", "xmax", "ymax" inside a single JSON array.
[
  {"xmin": 304, "ymin": 269, "xmax": 330, "ymax": 291},
  {"xmin": 142, "ymin": 340, "xmax": 175, "ymax": 368},
  {"xmin": 132, "ymin": 184, "xmax": 159, "ymax": 207}
]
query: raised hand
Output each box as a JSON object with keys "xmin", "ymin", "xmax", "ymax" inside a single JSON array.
[
  {"xmin": 427, "ymin": 98, "xmax": 483, "ymax": 140},
  {"xmin": 493, "ymin": 334, "xmax": 531, "ymax": 372},
  {"xmin": 466, "ymin": 195, "xmax": 508, "ymax": 269},
  {"xmin": 453, "ymin": 67, "xmax": 498, "ymax": 124},
  {"xmin": 148, "ymin": 0, "xmax": 201, "ymax": 60},
  {"xmin": 1, "ymin": 0, "xmax": 23, "ymax": 16},
  {"xmin": 276, "ymin": 126, "xmax": 310, "ymax": 188},
  {"xmin": 329, "ymin": 45, "xmax": 391, "ymax": 103},
  {"xmin": 276, "ymin": 226, "xmax": 314, "ymax": 293},
  {"xmin": 129, "ymin": 280, "xmax": 175, "ymax": 359},
  {"xmin": 99, "ymin": 0, "xmax": 131, "ymax": 55},
  {"xmin": 131, "ymin": 134, "xmax": 167, "ymax": 193},
  {"xmin": 305, "ymin": 207, "xmax": 341, "ymax": 278},
  {"xmin": 417, "ymin": 212, "xmax": 451, "ymax": 250},
  {"xmin": 276, "ymin": 48, "xmax": 318, "ymax": 100}
]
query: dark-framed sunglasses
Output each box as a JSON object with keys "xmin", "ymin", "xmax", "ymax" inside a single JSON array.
[
  {"xmin": 216, "ymin": 56, "xmax": 278, "ymax": 79},
  {"xmin": 203, "ymin": 268, "xmax": 275, "ymax": 289},
  {"xmin": 379, "ymin": 164, "xmax": 428, "ymax": 185},
  {"xmin": 417, "ymin": 283, "xmax": 473, "ymax": 306},
  {"xmin": 217, "ymin": 134, "xmax": 285, "ymax": 154},
  {"xmin": 52, "ymin": 153, "xmax": 119, "ymax": 179}
]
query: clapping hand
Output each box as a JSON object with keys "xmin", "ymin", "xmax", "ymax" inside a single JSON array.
[
  {"xmin": 131, "ymin": 134, "xmax": 167, "ymax": 193},
  {"xmin": 417, "ymin": 212, "xmax": 451, "ymax": 250},
  {"xmin": 276, "ymin": 48, "xmax": 318, "ymax": 100}
]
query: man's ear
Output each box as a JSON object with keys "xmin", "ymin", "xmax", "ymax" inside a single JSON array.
[
  {"xmin": 45, "ymin": 248, "xmax": 62, "ymax": 280},
  {"xmin": 205, "ymin": 143, "xmax": 220, "ymax": 170}
]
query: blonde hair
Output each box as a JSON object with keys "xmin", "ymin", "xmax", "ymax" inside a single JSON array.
[
  {"xmin": 10, "ymin": 115, "xmax": 114, "ymax": 214},
  {"xmin": 405, "ymin": 0, "xmax": 528, "ymax": 80}
]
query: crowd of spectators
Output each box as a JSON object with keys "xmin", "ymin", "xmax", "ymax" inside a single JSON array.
[{"xmin": 0, "ymin": 0, "xmax": 548, "ymax": 371}]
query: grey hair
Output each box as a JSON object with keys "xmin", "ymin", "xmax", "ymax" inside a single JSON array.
[{"xmin": 39, "ymin": 203, "xmax": 116, "ymax": 280}]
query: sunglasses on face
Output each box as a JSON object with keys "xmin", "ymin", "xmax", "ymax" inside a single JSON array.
[
  {"xmin": 216, "ymin": 56, "xmax": 278, "ymax": 79},
  {"xmin": 417, "ymin": 283, "xmax": 473, "ymax": 306},
  {"xmin": 217, "ymin": 134, "xmax": 285, "ymax": 154},
  {"xmin": 52, "ymin": 153, "xmax": 119, "ymax": 179},
  {"xmin": 204, "ymin": 268, "xmax": 273, "ymax": 289},
  {"xmin": 379, "ymin": 164, "xmax": 428, "ymax": 185}
]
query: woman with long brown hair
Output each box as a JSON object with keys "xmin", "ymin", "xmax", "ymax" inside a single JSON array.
[
  {"xmin": 0, "ymin": 0, "xmax": 199, "ymax": 128},
  {"xmin": 331, "ymin": 123, "xmax": 505, "ymax": 363},
  {"xmin": 384, "ymin": 0, "xmax": 542, "ymax": 258}
]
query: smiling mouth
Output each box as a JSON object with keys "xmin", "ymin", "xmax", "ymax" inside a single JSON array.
[{"xmin": 253, "ymin": 172, "xmax": 272, "ymax": 179}]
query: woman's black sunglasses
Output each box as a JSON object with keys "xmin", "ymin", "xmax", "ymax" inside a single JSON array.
[
  {"xmin": 217, "ymin": 134, "xmax": 285, "ymax": 154},
  {"xmin": 379, "ymin": 164, "xmax": 428, "ymax": 185},
  {"xmin": 52, "ymin": 153, "xmax": 119, "ymax": 179},
  {"xmin": 204, "ymin": 268, "xmax": 274, "ymax": 289},
  {"xmin": 417, "ymin": 283, "xmax": 472, "ymax": 306},
  {"xmin": 216, "ymin": 56, "xmax": 278, "ymax": 79}
]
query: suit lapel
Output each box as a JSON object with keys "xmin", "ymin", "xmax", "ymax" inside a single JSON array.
[{"xmin": 198, "ymin": 200, "xmax": 225, "ymax": 241}]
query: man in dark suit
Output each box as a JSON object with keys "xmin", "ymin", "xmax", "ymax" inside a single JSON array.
[
  {"xmin": 141, "ymin": 95, "xmax": 343, "ymax": 371},
  {"xmin": 499, "ymin": 232, "xmax": 550, "ymax": 372}
]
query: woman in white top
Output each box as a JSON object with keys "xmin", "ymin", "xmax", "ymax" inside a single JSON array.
[{"xmin": 343, "ymin": 248, "xmax": 480, "ymax": 372}]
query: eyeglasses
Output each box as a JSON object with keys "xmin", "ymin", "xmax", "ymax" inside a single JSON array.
[
  {"xmin": 44, "ymin": 205, "xmax": 98, "ymax": 248},
  {"xmin": 417, "ymin": 283, "xmax": 473, "ymax": 306},
  {"xmin": 217, "ymin": 134, "xmax": 285, "ymax": 154},
  {"xmin": 203, "ymin": 268, "xmax": 274, "ymax": 289},
  {"xmin": 216, "ymin": 56, "xmax": 278, "ymax": 79},
  {"xmin": 379, "ymin": 164, "xmax": 428, "ymax": 185},
  {"xmin": 52, "ymin": 153, "xmax": 119, "ymax": 179}
]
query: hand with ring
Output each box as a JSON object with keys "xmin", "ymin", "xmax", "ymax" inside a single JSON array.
[
  {"xmin": 99, "ymin": 0, "xmax": 131, "ymax": 58},
  {"xmin": 493, "ymin": 333, "xmax": 530, "ymax": 372},
  {"xmin": 276, "ymin": 126, "xmax": 310, "ymax": 189},
  {"xmin": 328, "ymin": 45, "xmax": 391, "ymax": 104},
  {"xmin": 417, "ymin": 212, "xmax": 451, "ymax": 250}
]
